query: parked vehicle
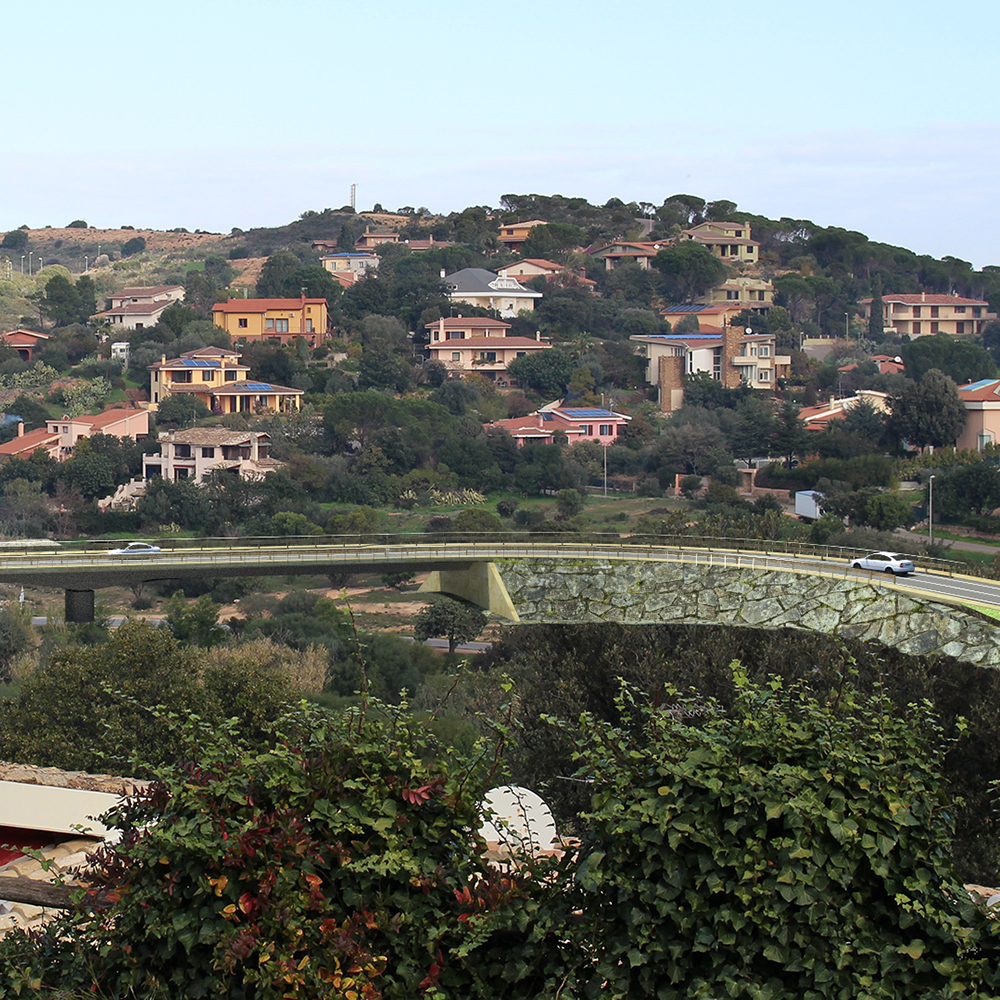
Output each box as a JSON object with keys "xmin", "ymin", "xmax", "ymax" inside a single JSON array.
[
  {"xmin": 794, "ymin": 491, "xmax": 823, "ymax": 522},
  {"xmin": 848, "ymin": 551, "xmax": 915, "ymax": 576}
]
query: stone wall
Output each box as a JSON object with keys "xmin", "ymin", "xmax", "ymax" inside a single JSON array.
[{"xmin": 497, "ymin": 558, "xmax": 1000, "ymax": 667}]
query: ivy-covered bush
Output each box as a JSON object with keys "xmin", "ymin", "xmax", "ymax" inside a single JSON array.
[{"xmin": 565, "ymin": 671, "xmax": 1000, "ymax": 998}]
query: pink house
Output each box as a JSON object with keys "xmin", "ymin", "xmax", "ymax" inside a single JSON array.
[
  {"xmin": 0, "ymin": 408, "xmax": 149, "ymax": 462},
  {"xmin": 486, "ymin": 406, "xmax": 630, "ymax": 447}
]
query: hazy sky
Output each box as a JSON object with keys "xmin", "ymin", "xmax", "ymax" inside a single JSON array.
[{"xmin": 4, "ymin": 0, "xmax": 998, "ymax": 266}]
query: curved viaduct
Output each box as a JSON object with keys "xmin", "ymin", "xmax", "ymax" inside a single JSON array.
[{"xmin": 2, "ymin": 539, "xmax": 998, "ymax": 668}]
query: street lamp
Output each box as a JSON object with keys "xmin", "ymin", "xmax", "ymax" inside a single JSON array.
[
  {"xmin": 84, "ymin": 256, "xmax": 88, "ymax": 273},
  {"xmin": 928, "ymin": 475, "xmax": 936, "ymax": 547},
  {"xmin": 844, "ymin": 312, "xmax": 850, "ymax": 340},
  {"xmin": 28, "ymin": 252, "xmax": 33, "ymax": 275},
  {"xmin": 603, "ymin": 443, "xmax": 608, "ymax": 496},
  {"xmin": 19, "ymin": 255, "xmax": 24, "ymax": 274}
]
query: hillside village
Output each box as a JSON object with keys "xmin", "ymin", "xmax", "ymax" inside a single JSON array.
[
  {"xmin": 0, "ymin": 195, "xmax": 998, "ymax": 551},
  {"xmin": 9, "ymin": 196, "xmax": 1000, "ymax": 995}
]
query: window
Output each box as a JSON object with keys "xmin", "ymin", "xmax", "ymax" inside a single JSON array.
[
  {"xmin": 452, "ymin": 352, "xmax": 461, "ymax": 361},
  {"xmin": 726, "ymin": 290, "xmax": 739, "ymax": 300},
  {"xmin": 931, "ymin": 322, "xmax": 939, "ymax": 334},
  {"xmin": 912, "ymin": 322, "xmax": 921, "ymax": 335},
  {"xmin": 275, "ymin": 319, "xmax": 289, "ymax": 333},
  {"xmin": 305, "ymin": 319, "xmax": 313, "ymax": 332},
  {"xmin": 975, "ymin": 307, "xmax": 984, "ymax": 317},
  {"xmin": 956, "ymin": 305, "xmax": 967, "ymax": 313},
  {"xmin": 516, "ymin": 351, "xmax": 526, "ymax": 357},
  {"xmin": 225, "ymin": 370, "xmax": 237, "ymax": 381},
  {"xmin": 202, "ymin": 370, "xmax": 213, "ymax": 381},
  {"xmin": 238, "ymin": 318, "xmax": 248, "ymax": 328},
  {"xmin": 931, "ymin": 306, "xmax": 939, "ymax": 318},
  {"xmin": 956, "ymin": 321, "xmax": 966, "ymax": 334},
  {"xmin": 734, "ymin": 231, "xmax": 743, "ymax": 238},
  {"xmin": 446, "ymin": 331, "xmax": 464, "ymax": 339},
  {"xmin": 480, "ymin": 351, "xmax": 497, "ymax": 362},
  {"xmin": 583, "ymin": 425, "xmax": 593, "ymax": 435},
  {"xmin": 265, "ymin": 318, "xmax": 274, "ymax": 330},
  {"xmin": 759, "ymin": 346, "xmax": 769, "ymax": 357},
  {"xmin": 759, "ymin": 370, "xmax": 771, "ymax": 381},
  {"xmin": 175, "ymin": 444, "xmax": 191, "ymax": 459},
  {"xmin": 172, "ymin": 372, "xmax": 192, "ymax": 383},
  {"xmin": 912, "ymin": 306, "xmax": 921, "ymax": 318},
  {"xmin": 202, "ymin": 447, "xmax": 215, "ymax": 458},
  {"xmin": 599, "ymin": 424, "xmax": 612, "ymax": 436}
]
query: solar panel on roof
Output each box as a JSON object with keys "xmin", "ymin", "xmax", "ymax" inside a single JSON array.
[
  {"xmin": 562, "ymin": 409, "xmax": 612, "ymax": 418},
  {"xmin": 180, "ymin": 359, "xmax": 216, "ymax": 367},
  {"xmin": 245, "ymin": 383, "xmax": 273, "ymax": 391}
]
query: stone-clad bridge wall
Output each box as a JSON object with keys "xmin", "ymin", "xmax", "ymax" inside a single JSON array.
[{"xmin": 495, "ymin": 559, "xmax": 1000, "ymax": 668}]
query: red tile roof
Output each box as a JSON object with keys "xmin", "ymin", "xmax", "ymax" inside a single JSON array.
[
  {"xmin": 211, "ymin": 298, "xmax": 326, "ymax": 313},
  {"xmin": 425, "ymin": 317, "xmax": 512, "ymax": 329},
  {"xmin": 429, "ymin": 336, "xmax": 548, "ymax": 349},
  {"xmin": 860, "ymin": 294, "xmax": 991, "ymax": 306},
  {"xmin": 0, "ymin": 428, "xmax": 58, "ymax": 456}
]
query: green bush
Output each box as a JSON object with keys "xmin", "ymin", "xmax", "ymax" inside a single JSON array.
[{"xmin": 565, "ymin": 671, "xmax": 1000, "ymax": 997}]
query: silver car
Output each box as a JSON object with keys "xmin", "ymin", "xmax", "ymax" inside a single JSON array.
[
  {"xmin": 108, "ymin": 541, "xmax": 162, "ymax": 556},
  {"xmin": 848, "ymin": 551, "xmax": 915, "ymax": 576}
]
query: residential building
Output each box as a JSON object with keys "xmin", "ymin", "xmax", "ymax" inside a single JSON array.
[
  {"xmin": 586, "ymin": 240, "xmax": 669, "ymax": 271},
  {"xmin": 354, "ymin": 227, "xmax": 402, "ymax": 250},
  {"xmin": 695, "ymin": 276, "xmax": 774, "ymax": 313},
  {"xmin": 211, "ymin": 296, "xmax": 328, "ymax": 347},
  {"xmin": 142, "ymin": 429, "xmax": 282, "ymax": 484},
  {"xmin": 956, "ymin": 378, "xmax": 1000, "ymax": 451},
  {"xmin": 497, "ymin": 259, "xmax": 595, "ymax": 290},
  {"xmin": 0, "ymin": 408, "xmax": 149, "ymax": 462},
  {"xmin": 147, "ymin": 347, "xmax": 303, "ymax": 414},
  {"xmin": 442, "ymin": 268, "xmax": 542, "ymax": 317},
  {"xmin": 858, "ymin": 293, "xmax": 996, "ymax": 338},
  {"xmin": 797, "ymin": 391, "xmax": 891, "ymax": 433},
  {"xmin": 631, "ymin": 327, "xmax": 790, "ymax": 412},
  {"xmin": 661, "ymin": 302, "xmax": 748, "ymax": 330},
  {"xmin": 496, "ymin": 220, "xmax": 548, "ymax": 251},
  {"xmin": 92, "ymin": 285, "xmax": 184, "ymax": 330},
  {"xmin": 426, "ymin": 321, "xmax": 551, "ymax": 384},
  {"xmin": 1, "ymin": 328, "xmax": 49, "ymax": 361},
  {"xmin": 319, "ymin": 252, "xmax": 380, "ymax": 278},
  {"xmin": 486, "ymin": 406, "xmax": 630, "ymax": 447},
  {"xmin": 680, "ymin": 221, "xmax": 759, "ymax": 263}
]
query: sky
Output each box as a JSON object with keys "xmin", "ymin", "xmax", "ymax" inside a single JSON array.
[{"xmin": 3, "ymin": 0, "xmax": 999, "ymax": 266}]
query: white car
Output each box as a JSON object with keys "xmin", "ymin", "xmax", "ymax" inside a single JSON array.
[
  {"xmin": 108, "ymin": 541, "xmax": 162, "ymax": 556},
  {"xmin": 848, "ymin": 551, "xmax": 914, "ymax": 576}
]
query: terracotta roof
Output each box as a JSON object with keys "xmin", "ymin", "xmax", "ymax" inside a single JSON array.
[
  {"xmin": 2, "ymin": 329, "xmax": 48, "ymax": 342},
  {"xmin": 861, "ymin": 294, "xmax": 991, "ymax": 306},
  {"xmin": 118, "ymin": 285, "xmax": 183, "ymax": 297},
  {"xmin": 95, "ymin": 300, "xmax": 175, "ymax": 318},
  {"xmin": 425, "ymin": 317, "xmax": 512, "ymax": 330},
  {"xmin": 505, "ymin": 259, "xmax": 564, "ymax": 271},
  {"xmin": 211, "ymin": 298, "xmax": 326, "ymax": 313},
  {"xmin": 0, "ymin": 428, "xmax": 58, "ymax": 456},
  {"xmin": 82, "ymin": 408, "xmax": 146, "ymax": 431},
  {"xmin": 958, "ymin": 379, "xmax": 1000, "ymax": 401}
]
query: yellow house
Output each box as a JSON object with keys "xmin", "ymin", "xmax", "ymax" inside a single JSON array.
[
  {"xmin": 497, "ymin": 219, "xmax": 548, "ymax": 250},
  {"xmin": 695, "ymin": 276, "xmax": 774, "ymax": 313},
  {"xmin": 148, "ymin": 347, "xmax": 303, "ymax": 414},
  {"xmin": 211, "ymin": 297, "xmax": 328, "ymax": 348},
  {"xmin": 859, "ymin": 293, "xmax": 996, "ymax": 338}
]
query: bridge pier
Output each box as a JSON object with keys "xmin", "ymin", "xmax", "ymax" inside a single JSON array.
[
  {"xmin": 65, "ymin": 589, "xmax": 95, "ymax": 624},
  {"xmin": 419, "ymin": 562, "xmax": 520, "ymax": 622}
]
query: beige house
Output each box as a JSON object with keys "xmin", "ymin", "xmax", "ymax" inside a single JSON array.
[
  {"xmin": 319, "ymin": 252, "xmax": 380, "ymax": 277},
  {"xmin": 696, "ymin": 276, "xmax": 774, "ymax": 313},
  {"xmin": 680, "ymin": 221, "xmax": 759, "ymax": 263},
  {"xmin": 92, "ymin": 284, "xmax": 185, "ymax": 331},
  {"xmin": 142, "ymin": 429, "xmax": 282, "ymax": 483},
  {"xmin": 586, "ymin": 240, "xmax": 668, "ymax": 271},
  {"xmin": 496, "ymin": 219, "xmax": 548, "ymax": 250},
  {"xmin": 631, "ymin": 327, "xmax": 790, "ymax": 412},
  {"xmin": 425, "ymin": 316, "xmax": 551, "ymax": 384},
  {"xmin": 859, "ymin": 293, "xmax": 996, "ymax": 338}
]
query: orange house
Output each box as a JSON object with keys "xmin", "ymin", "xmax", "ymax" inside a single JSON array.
[{"xmin": 211, "ymin": 297, "xmax": 328, "ymax": 347}]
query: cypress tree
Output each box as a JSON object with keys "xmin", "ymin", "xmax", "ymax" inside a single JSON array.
[{"xmin": 868, "ymin": 273, "xmax": 884, "ymax": 340}]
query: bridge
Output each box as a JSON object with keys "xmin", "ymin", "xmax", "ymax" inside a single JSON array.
[{"xmin": 3, "ymin": 535, "xmax": 999, "ymax": 667}]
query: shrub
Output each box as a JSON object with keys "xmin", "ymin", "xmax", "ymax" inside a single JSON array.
[{"xmin": 120, "ymin": 236, "xmax": 146, "ymax": 257}]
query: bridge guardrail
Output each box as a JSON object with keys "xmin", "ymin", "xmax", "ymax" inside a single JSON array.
[{"xmin": 38, "ymin": 532, "xmax": 988, "ymax": 581}]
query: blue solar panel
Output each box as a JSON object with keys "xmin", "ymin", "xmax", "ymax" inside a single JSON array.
[
  {"xmin": 245, "ymin": 383, "xmax": 273, "ymax": 391},
  {"xmin": 180, "ymin": 359, "xmax": 217, "ymax": 367},
  {"xmin": 662, "ymin": 304, "xmax": 710, "ymax": 313},
  {"xmin": 562, "ymin": 409, "xmax": 612, "ymax": 418},
  {"xmin": 960, "ymin": 378, "xmax": 999, "ymax": 391}
]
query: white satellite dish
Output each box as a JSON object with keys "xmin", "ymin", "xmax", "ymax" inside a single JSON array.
[{"xmin": 479, "ymin": 785, "xmax": 559, "ymax": 855}]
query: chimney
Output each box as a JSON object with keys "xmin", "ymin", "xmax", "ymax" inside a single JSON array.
[
  {"xmin": 17, "ymin": 421, "xmax": 23, "ymax": 437},
  {"xmin": 440, "ymin": 268, "xmax": 446, "ymax": 279},
  {"xmin": 250, "ymin": 433, "xmax": 259, "ymax": 463},
  {"xmin": 921, "ymin": 291, "xmax": 926, "ymax": 302},
  {"xmin": 828, "ymin": 395, "xmax": 836, "ymax": 411}
]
